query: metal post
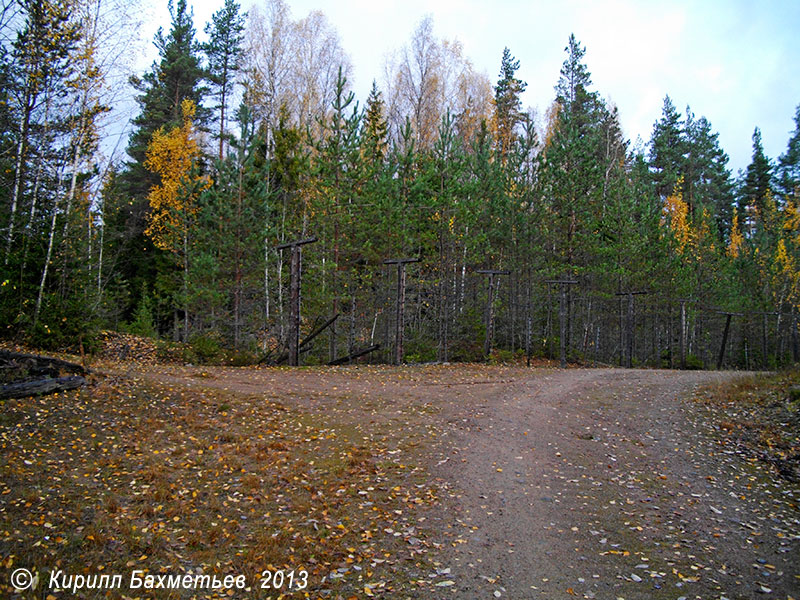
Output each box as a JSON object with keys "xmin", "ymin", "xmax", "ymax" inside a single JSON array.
[
  {"xmin": 384, "ymin": 258, "xmax": 420, "ymax": 365},
  {"xmin": 276, "ymin": 237, "xmax": 317, "ymax": 366}
]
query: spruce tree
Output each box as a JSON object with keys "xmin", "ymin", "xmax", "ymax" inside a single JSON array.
[
  {"xmin": 777, "ymin": 103, "xmax": 800, "ymax": 202},
  {"xmin": 493, "ymin": 47, "xmax": 527, "ymax": 163},
  {"xmin": 649, "ymin": 96, "xmax": 685, "ymax": 200},
  {"xmin": 738, "ymin": 127, "xmax": 773, "ymax": 235},
  {"xmin": 110, "ymin": 0, "xmax": 207, "ymax": 326}
]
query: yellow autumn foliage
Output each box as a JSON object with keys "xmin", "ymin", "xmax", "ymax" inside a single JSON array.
[
  {"xmin": 144, "ymin": 99, "xmax": 210, "ymax": 253},
  {"xmin": 661, "ymin": 181, "xmax": 690, "ymax": 255},
  {"xmin": 727, "ymin": 208, "xmax": 744, "ymax": 258}
]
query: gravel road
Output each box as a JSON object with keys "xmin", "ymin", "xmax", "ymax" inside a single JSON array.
[
  {"xmin": 124, "ymin": 363, "xmax": 799, "ymax": 599},
  {"xmin": 426, "ymin": 368, "xmax": 799, "ymax": 600}
]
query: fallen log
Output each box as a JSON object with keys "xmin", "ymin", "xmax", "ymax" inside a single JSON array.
[
  {"xmin": 327, "ymin": 344, "xmax": 381, "ymax": 366},
  {"xmin": 0, "ymin": 349, "xmax": 87, "ymax": 378},
  {"xmin": 0, "ymin": 375, "xmax": 86, "ymax": 400}
]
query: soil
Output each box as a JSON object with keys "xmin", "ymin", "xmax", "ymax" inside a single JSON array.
[{"xmin": 118, "ymin": 363, "xmax": 799, "ymax": 599}]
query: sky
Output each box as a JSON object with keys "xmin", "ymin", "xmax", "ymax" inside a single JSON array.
[{"xmin": 139, "ymin": 0, "xmax": 800, "ymax": 175}]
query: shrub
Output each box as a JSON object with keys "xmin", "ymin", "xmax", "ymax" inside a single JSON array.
[
  {"xmin": 684, "ymin": 353, "xmax": 704, "ymax": 370},
  {"xmin": 188, "ymin": 332, "xmax": 224, "ymax": 364},
  {"xmin": 125, "ymin": 290, "xmax": 157, "ymax": 339}
]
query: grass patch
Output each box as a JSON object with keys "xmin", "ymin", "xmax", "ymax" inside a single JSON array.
[{"xmin": 695, "ymin": 368, "xmax": 800, "ymax": 482}]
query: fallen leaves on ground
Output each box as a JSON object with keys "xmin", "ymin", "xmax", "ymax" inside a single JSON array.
[{"xmin": 0, "ymin": 371, "xmax": 446, "ymax": 598}]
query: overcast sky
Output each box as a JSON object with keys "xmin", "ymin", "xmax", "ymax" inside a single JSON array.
[{"xmin": 140, "ymin": 0, "xmax": 800, "ymax": 175}]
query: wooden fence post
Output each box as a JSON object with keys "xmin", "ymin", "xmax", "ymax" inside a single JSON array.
[
  {"xmin": 615, "ymin": 291, "xmax": 648, "ymax": 368},
  {"xmin": 384, "ymin": 258, "xmax": 420, "ymax": 365},
  {"xmin": 546, "ymin": 280, "xmax": 578, "ymax": 368},
  {"xmin": 716, "ymin": 312, "xmax": 739, "ymax": 370},
  {"xmin": 276, "ymin": 237, "xmax": 317, "ymax": 366},
  {"xmin": 478, "ymin": 269, "xmax": 510, "ymax": 358}
]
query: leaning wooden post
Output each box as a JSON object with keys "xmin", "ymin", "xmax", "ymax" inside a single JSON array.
[
  {"xmin": 716, "ymin": 311, "xmax": 738, "ymax": 369},
  {"xmin": 615, "ymin": 290, "xmax": 648, "ymax": 368},
  {"xmin": 478, "ymin": 269, "xmax": 510, "ymax": 358},
  {"xmin": 546, "ymin": 279, "xmax": 578, "ymax": 368},
  {"xmin": 384, "ymin": 258, "xmax": 420, "ymax": 365},
  {"xmin": 276, "ymin": 237, "xmax": 317, "ymax": 366}
]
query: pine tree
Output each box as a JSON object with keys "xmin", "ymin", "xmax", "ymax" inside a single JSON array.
[
  {"xmin": 192, "ymin": 102, "xmax": 269, "ymax": 347},
  {"xmin": 204, "ymin": 0, "xmax": 246, "ymax": 162},
  {"xmin": 541, "ymin": 34, "xmax": 606, "ymax": 277},
  {"xmin": 555, "ymin": 34, "xmax": 592, "ymax": 112},
  {"xmin": 362, "ymin": 81, "xmax": 389, "ymax": 177},
  {"xmin": 683, "ymin": 110, "xmax": 733, "ymax": 235},
  {"xmin": 312, "ymin": 68, "xmax": 362, "ymax": 361}
]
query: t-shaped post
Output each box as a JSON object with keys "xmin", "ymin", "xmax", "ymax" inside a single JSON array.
[
  {"xmin": 546, "ymin": 279, "xmax": 578, "ymax": 368},
  {"xmin": 477, "ymin": 270, "xmax": 510, "ymax": 358},
  {"xmin": 384, "ymin": 258, "xmax": 420, "ymax": 365},
  {"xmin": 614, "ymin": 290, "xmax": 648, "ymax": 368},
  {"xmin": 276, "ymin": 237, "xmax": 317, "ymax": 366}
]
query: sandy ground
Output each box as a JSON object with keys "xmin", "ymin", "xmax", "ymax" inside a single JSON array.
[{"xmin": 123, "ymin": 363, "xmax": 799, "ymax": 599}]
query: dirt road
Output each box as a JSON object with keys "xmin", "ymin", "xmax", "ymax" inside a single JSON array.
[{"xmin": 126, "ymin": 364, "xmax": 799, "ymax": 599}]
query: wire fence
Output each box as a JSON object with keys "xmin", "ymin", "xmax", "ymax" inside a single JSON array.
[{"xmin": 276, "ymin": 265, "xmax": 799, "ymax": 370}]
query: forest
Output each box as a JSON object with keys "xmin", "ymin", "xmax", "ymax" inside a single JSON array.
[{"xmin": 1, "ymin": 0, "xmax": 799, "ymax": 369}]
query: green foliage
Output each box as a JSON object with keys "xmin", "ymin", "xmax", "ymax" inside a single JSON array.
[
  {"xmin": 204, "ymin": 0, "xmax": 246, "ymax": 159},
  {"xmin": 24, "ymin": 292, "xmax": 101, "ymax": 353},
  {"xmin": 404, "ymin": 338, "xmax": 437, "ymax": 364},
  {"xmin": 684, "ymin": 354, "xmax": 704, "ymax": 370},
  {"xmin": 3, "ymin": 15, "xmax": 797, "ymax": 372},
  {"xmin": 187, "ymin": 332, "xmax": 224, "ymax": 364},
  {"xmin": 489, "ymin": 349, "xmax": 515, "ymax": 364},
  {"xmin": 125, "ymin": 289, "xmax": 158, "ymax": 339}
]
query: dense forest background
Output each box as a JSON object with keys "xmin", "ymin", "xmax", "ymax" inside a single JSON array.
[{"xmin": 2, "ymin": 0, "xmax": 799, "ymax": 368}]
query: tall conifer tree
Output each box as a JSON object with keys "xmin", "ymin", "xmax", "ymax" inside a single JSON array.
[
  {"xmin": 110, "ymin": 0, "xmax": 207, "ymax": 327},
  {"xmin": 493, "ymin": 47, "xmax": 527, "ymax": 163},
  {"xmin": 204, "ymin": 0, "xmax": 246, "ymax": 162}
]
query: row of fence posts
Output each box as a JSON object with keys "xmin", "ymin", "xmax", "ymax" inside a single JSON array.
[{"xmin": 275, "ymin": 237, "xmax": 798, "ymax": 368}]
